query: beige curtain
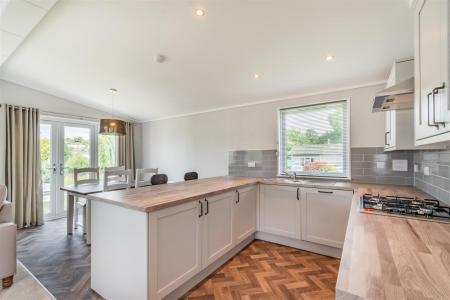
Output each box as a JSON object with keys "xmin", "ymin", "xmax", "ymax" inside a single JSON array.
[
  {"xmin": 5, "ymin": 105, "xmax": 43, "ymax": 228},
  {"xmin": 118, "ymin": 122, "xmax": 136, "ymax": 178}
]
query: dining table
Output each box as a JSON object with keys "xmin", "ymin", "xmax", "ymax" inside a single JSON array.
[{"xmin": 60, "ymin": 183, "xmax": 104, "ymax": 245}]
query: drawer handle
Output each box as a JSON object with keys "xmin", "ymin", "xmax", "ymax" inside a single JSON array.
[
  {"xmin": 198, "ymin": 200, "xmax": 203, "ymax": 218},
  {"xmin": 433, "ymin": 82, "xmax": 446, "ymax": 128},
  {"xmin": 318, "ymin": 190, "xmax": 333, "ymax": 194},
  {"xmin": 427, "ymin": 92, "xmax": 439, "ymax": 128}
]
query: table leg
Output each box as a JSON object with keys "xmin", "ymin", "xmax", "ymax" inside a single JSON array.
[
  {"xmin": 86, "ymin": 198, "xmax": 91, "ymax": 245},
  {"xmin": 67, "ymin": 194, "xmax": 74, "ymax": 235}
]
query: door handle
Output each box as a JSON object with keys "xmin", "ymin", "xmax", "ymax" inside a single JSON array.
[
  {"xmin": 204, "ymin": 199, "xmax": 209, "ymax": 215},
  {"xmin": 198, "ymin": 200, "xmax": 203, "ymax": 218},
  {"xmin": 433, "ymin": 83, "xmax": 446, "ymax": 128},
  {"xmin": 384, "ymin": 132, "xmax": 390, "ymax": 146},
  {"xmin": 47, "ymin": 163, "xmax": 57, "ymax": 175},
  {"xmin": 296, "ymin": 188, "xmax": 300, "ymax": 200},
  {"xmin": 427, "ymin": 92, "xmax": 439, "ymax": 128},
  {"xmin": 236, "ymin": 190, "xmax": 240, "ymax": 204},
  {"xmin": 318, "ymin": 190, "xmax": 334, "ymax": 194},
  {"xmin": 59, "ymin": 163, "xmax": 65, "ymax": 175}
]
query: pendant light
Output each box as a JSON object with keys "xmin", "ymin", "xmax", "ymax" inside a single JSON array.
[{"xmin": 99, "ymin": 88, "xmax": 126, "ymax": 136}]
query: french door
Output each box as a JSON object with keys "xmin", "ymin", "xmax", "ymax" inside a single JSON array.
[{"xmin": 40, "ymin": 119, "xmax": 97, "ymax": 220}]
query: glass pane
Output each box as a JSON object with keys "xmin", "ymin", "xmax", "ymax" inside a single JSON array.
[
  {"xmin": 280, "ymin": 101, "xmax": 348, "ymax": 178},
  {"xmin": 98, "ymin": 134, "xmax": 117, "ymax": 179},
  {"xmin": 40, "ymin": 124, "xmax": 52, "ymax": 216},
  {"xmin": 64, "ymin": 126, "xmax": 91, "ymax": 210}
]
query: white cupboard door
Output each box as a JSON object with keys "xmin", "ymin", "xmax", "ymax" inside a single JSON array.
[
  {"xmin": 148, "ymin": 200, "xmax": 203, "ymax": 299},
  {"xmin": 415, "ymin": 0, "xmax": 450, "ymax": 142},
  {"xmin": 301, "ymin": 188, "xmax": 352, "ymax": 248},
  {"xmin": 202, "ymin": 192, "xmax": 234, "ymax": 267},
  {"xmin": 259, "ymin": 185, "xmax": 301, "ymax": 239},
  {"xmin": 234, "ymin": 185, "xmax": 257, "ymax": 244}
]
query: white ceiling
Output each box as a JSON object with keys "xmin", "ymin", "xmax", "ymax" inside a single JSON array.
[{"xmin": 0, "ymin": 0, "xmax": 414, "ymax": 122}]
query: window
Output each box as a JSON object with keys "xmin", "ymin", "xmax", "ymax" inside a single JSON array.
[
  {"xmin": 279, "ymin": 100, "xmax": 349, "ymax": 178},
  {"xmin": 98, "ymin": 134, "xmax": 117, "ymax": 175}
]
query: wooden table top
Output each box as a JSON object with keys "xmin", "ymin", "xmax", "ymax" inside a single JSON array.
[
  {"xmin": 87, "ymin": 176, "xmax": 260, "ymax": 212},
  {"xmin": 336, "ymin": 183, "xmax": 450, "ymax": 300}
]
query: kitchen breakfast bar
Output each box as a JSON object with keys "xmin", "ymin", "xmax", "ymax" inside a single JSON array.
[{"xmin": 88, "ymin": 176, "xmax": 450, "ymax": 300}]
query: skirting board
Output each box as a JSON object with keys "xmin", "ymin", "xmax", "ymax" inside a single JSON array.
[
  {"xmin": 255, "ymin": 232, "xmax": 342, "ymax": 259},
  {"xmin": 164, "ymin": 234, "xmax": 255, "ymax": 300}
]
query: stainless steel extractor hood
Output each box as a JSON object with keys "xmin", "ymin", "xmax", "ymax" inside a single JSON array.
[{"xmin": 372, "ymin": 77, "xmax": 414, "ymax": 112}]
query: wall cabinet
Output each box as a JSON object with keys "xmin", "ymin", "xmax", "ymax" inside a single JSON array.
[
  {"xmin": 414, "ymin": 0, "xmax": 450, "ymax": 145},
  {"xmin": 383, "ymin": 59, "xmax": 415, "ymax": 151},
  {"xmin": 233, "ymin": 185, "xmax": 257, "ymax": 244},
  {"xmin": 259, "ymin": 185, "xmax": 301, "ymax": 239},
  {"xmin": 202, "ymin": 192, "xmax": 234, "ymax": 267},
  {"xmin": 300, "ymin": 188, "xmax": 352, "ymax": 248}
]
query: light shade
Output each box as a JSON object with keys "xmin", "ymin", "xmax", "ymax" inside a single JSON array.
[{"xmin": 99, "ymin": 119, "xmax": 126, "ymax": 136}]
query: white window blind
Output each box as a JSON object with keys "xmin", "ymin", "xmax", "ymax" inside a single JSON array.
[{"xmin": 279, "ymin": 100, "xmax": 349, "ymax": 178}]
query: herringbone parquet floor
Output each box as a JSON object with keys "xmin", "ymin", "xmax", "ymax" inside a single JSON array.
[
  {"xmin": 16, "ymin": 218, "xmax": 102, "ymax": 300},
  {"xmin": 181, "ymin": 240, "xmax": 340, "ymax": 300},
  {"xmin": 17, "ymin": 219, "xmax": 339, "ymax": 300}
]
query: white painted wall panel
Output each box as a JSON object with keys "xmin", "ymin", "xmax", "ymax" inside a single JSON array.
[{"xmin": 142, "ymin": 84, "xmax": 385, "ymax": 181}]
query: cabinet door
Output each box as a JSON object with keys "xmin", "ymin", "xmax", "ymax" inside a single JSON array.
[
  {"xmin": 202, "ymin": 192, "xmax": 234, "ymax": 267},
  {"xmin": 148, "ymin": 200, "xmax": 203, "ymax": 299},
  {"xmin": 301, "ymin": 188, "xmax": 352, "ymax": 248},
  {"xmin": 415, "ymin": 0, "xmax": 450, "ymax": 142},
  {"xmin": 259, "ymin": 185, "xmax": 301, "ymax": 239},
  {"xmin": 234, "ymin": 185, "xmax": 257, "ymax": 244},
  {"xmin": 384, "ymin": 111, "xmax": 394, "ymax": 149}
]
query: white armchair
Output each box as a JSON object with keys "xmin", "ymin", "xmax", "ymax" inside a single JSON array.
[{"xmin": 0, "ymin": 185, "xmax": 16, "ymax": 288}]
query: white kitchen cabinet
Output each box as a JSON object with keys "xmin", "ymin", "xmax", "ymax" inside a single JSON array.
[
  {"xmin": 233, "ymin": 185, "xmax": 257, "ymax": 244},
  {"xmin": 383, "ymin": 59, "xmax": 415, "ymax": 151},
  {"xmin": 259, "ymin": 185, "xmax": 301, "ymax": 239},
  {"xmin": 202, "ymin": 192, "xmax": 234, "ymax": 267},
  {"xmin": 300, "ymin": 188, "xmax": 352, "ymax": 248},
  {"xmin": 148, "ymin": 200, "xmax": 203, "ymax": 299},
  {"xmin": 384, "ymin": 109, "xmax": 415, "ymax": 151},
  {"xmin": 414, "ymin": 0, "xmax": 450, "ymax": 145}
]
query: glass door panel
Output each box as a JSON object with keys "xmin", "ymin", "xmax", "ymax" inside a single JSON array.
[{"xmin": 40, "ymin": 123, "xmax": 56, "ymax": 218}]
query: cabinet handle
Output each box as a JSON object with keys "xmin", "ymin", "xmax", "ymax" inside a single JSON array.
[
  {"xmin": 433, "ymin": 82, "xmax": 446, "ymax": 128},
  {"xmin": 318, "ymin": 190, "xmax": 334, "ymax": 194},
  {"xmin": 198, "ymin": 200, "xmax": 203, "ymax": 218},
  {"xmin": 427, "ymin": 92, "xmax": 439, "ymax": 128},
  {"xmin": 296, "ymin": 188, "xmax": 300, "ymax": 200},
  {"xmin": 384, "ymin": 132, "xmax": 390, "ymax": 146},
  {"xmin": 236, "ymin": 190, "xmax": 240, "ymax": 204},
  {"xmin": 204, "ymin": 199, "xmax": 209, "ymax": 215}
]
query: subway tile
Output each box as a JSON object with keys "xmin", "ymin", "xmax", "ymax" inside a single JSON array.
[{"xmin": 363, "ymin": 154, "xmax": 389, "ymax": 162}]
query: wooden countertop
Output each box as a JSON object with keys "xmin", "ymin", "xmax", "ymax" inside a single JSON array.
[
  {"xmin": 336, "ymin": 183, "xmax": 450, "ymax": 300},
  {"xmin": 87, "ymin": 176, "xmax": 260, "ymax": 212}
]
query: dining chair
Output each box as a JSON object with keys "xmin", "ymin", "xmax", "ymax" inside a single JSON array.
[
  {"xmin": 74, "ymin": 168, "xmax": 99, "ymax": 232},
  {"xmin": 184, "ymin": 172, "xmax": 198, "ymax": 181},
  {"xmin": 150, "ymin": 174, "xmax": 168, "ymax": 185},
  {"xmin": 135, "ymin": 168, "xmax": 158, "ymax": 188},
  {"xmin": 104, "ymin": 169, "xmax": 133, "ymax": 191}
]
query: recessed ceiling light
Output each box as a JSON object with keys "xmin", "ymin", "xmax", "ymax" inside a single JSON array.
[
  {"xmin": 195, "ymin": 9, "xmax": 205, "ymax": 16},
  {"xmin": 254, "ymin": 73, "xmax": 260, "ymax": 79},
  {"xmin": 326, "ymin": 55, "xmax": 335, "ymax": 61}
]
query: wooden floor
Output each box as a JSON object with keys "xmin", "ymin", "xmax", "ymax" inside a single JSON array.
[
  {"xmin": 182, "ymin": 240, "xmax": 340, "ymax": 300},
  {"xmin": 17, "ymin": 219, "xmax": 339, "ymax": 300},
  {"xmin": 16, "ymin": 218, "xmax": 102, "ymax": 300}
]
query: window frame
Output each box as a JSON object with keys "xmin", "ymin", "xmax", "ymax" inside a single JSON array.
[{"xmin": 277, "ymin": 99, "xmax": 351, "ymax": 179}]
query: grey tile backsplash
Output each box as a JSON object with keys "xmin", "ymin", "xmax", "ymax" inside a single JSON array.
[
  {"xmin": 228, "ymin": 147, "xmax": 450, "ymax": 205},
  {"xmin": 414, "ymin": 149, "xmax": 450, "ymax": 205},
  {"xmin": 350, "ymin": 147, "xmax": 414, "ymax": 186},
  {"xmin": 228, "ymin": 150, "xmax": 277, "ymax": 178}
]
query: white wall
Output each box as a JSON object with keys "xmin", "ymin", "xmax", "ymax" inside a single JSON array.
[
  {"xmin": 142, "ymin": 83, "xmax": 386, "ymax": 181},
  {"xmin": 0, "ymin": 79, "xmax": 143, "ymax": 184}
]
